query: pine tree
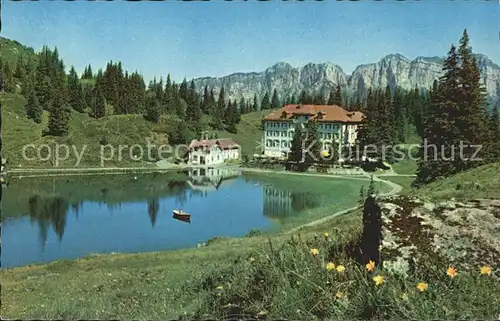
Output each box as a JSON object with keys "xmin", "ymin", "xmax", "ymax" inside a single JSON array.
[
  {"xmin": 271, "ymin": 89, "xmax": 281, "ymax": 109},
  {"xmin": 415, "ymin": 45, "xmax": 461, "ymax": 186},
  {"xmin": 327, "ymin": 88, "xmax": 335, "ymax": 105},
  {"xmin": 456, "ymin": 29, "xmax": 489, "ymax": 170},
  {"xmin": 412, "ymin": 86, "xmax": 427, "ymax": 138},
  {"xmin": 252, "ymin": 94, "xmax": 259, "ymax": 111},
  {"xmin": 144, "ymin": 96, "xmax": 160, "ymax": 123},
  {"xmin": 393, "ymin": 86, "xmax": 407, "ymax": 143},
  {"xmin": 332, "ymin": 84, "xmax": 342, "ymax": 106},
  {"xmin": 238, "ymin": 97, "xmax": 246, "ymax": 115},
  {"xmin": 359, "ymin": 185, "xmax": 365, "ymax": 205},
  {"xmin": 312, "ymin": 92, "xmax": 325, "ymax": 105},
  {"xmin": 67, "ymin": 66, "xmax": 84, "ymax": 112},
  {"xmin": 185, "ymin": 80, "xmax": 202, "ymax": 123},
  {"xmin": 92, "ymin": 88, "xmax": 106, "ymax": 119},
  {"xmin": 14, "ymin": 56, "xmax": 26, "ymax": 81},
  {"xmin": 2, "ymin": 61, "xmax": 15, "ymax": 92},
  {"xmin": 261, "ymin": 91, "xmax": 271, "ymax": 110},
  {"xmin": 46, "ymin": 95, "xmax": 71, "ymax": 137},
  {"xmin": 25, "ymin": 90, "xmax": 43, "ymax": 124},
  {"xmin": 288, "ymin": 124, "xmax": 304, "ymax": 165},
  {"xmin": 488, "ymin": 105, "xmax": 500, "ymax": 161},
  {"xmin": 367, "ymin": 175, "xmax": 375, "ymax": 196},
  {"xmin": 163, "ymin": 74, "xmax": 173, "ymax": 113},
  {"xmin": 202, "ymin": 85, "xmax": 210, "ymax": 114},
  {"xmin": 224, "ymin": 100, "xmax": 239, "ymax": 133},
  {"xmin": 304, "ymin": 120, "xmax": 321, "ymax": 165}
]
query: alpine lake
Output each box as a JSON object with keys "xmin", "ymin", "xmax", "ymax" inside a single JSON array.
[{"xmin": 1, "ymin": 167, "xmax": 386, "ymax": 268}]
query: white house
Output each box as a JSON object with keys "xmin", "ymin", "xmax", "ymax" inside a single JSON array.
[
  {"xmin": 187, "ymin": 138, "xmax": 241, "ymax": 166},
  {"xmin": 261, "ymin": 104, "xmax": 365, "ymax": 162}
]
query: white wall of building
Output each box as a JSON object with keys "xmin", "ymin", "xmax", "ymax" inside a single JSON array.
[
  {"xmin": 189, "ymin": 145, "xmax": 240, "ymax": 166},
  {"xmin": 262, "ymin": 120, "xmax": 360, "ymax": 159}
]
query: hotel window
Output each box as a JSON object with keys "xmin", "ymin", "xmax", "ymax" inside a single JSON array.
[
  {"xmin": 275, "ymin": 131, "xmax": 279, "ymax": 136},
  {"xmin": 266, "ymin": 140, "xmax": 271, "ymax": 147},
  {"xmin": 281, "ymin": 131, "xmax": 287, "ymax": 137}
]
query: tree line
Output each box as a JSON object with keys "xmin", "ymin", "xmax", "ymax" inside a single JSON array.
[
  {"xmin": 414, "ymin": 30, "xmax": 500, "ymax": 185},
  {"xmin": 282, "ymin": 30, "xmax": 499, "ymax": 186},
  {"xmin": 0, "ymin": 29, "xmax": 498, "ymax": 173}
]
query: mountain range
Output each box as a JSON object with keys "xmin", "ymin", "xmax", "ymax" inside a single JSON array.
[{"xmin": 193, "ymin": 53, "xmax": 500, "ymax": 107}]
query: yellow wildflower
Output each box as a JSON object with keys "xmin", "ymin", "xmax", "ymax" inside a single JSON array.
[
  {"xmin": 365, "ymin": 260, "xmax": 376, "ymax": 272},
  {"xmin": 480, "ymin": 265, "xmax": 492, "ymax": 275},
  {"xmin": 310, "ymin": 248, "xmax": 319, "ymax": 257},
  {"xmin": 335, "ymin": 291, "xmax": 345, "ymax": 299},
  {"xmin": 372, "ymin": 275, "xmax": 385, "ymax": 286},
  {"xmin": 326, "ymin": 262, "xmax": 336, "ymax": 271},
  {"xmin": 416, "ymin": 282, "xmax": 428, "ymax": 292},
  {"xmin": 324, "ymin": 232, "xmax": 329, "ymax": 241},
  {"xmin": 447, "ymin": 267, "xmax": 457, "ymax": 278},
  {"xmin": 336, "ymin": 265, "xmax": 345, "ymax": 273},
  {"xmin": 401, "ymin": 292, "xmax": 408, "ymax": 301},
  {"xmin": 215, "ymin": 285, "xmax": 224, "ymax": 291}
]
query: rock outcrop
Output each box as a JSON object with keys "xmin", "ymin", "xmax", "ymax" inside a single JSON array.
[
  {"xmin": 377, "ymin": 196, "xmax": 500, "ymax": 278},
  {"xmin": 193, "ymin": 54, "xmax": 500, "ymax": 108}
]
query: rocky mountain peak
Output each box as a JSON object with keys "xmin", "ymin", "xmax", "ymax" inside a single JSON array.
[{"xmin": 192, "ymin": 53, "xmax": 500, "ymax": 106}]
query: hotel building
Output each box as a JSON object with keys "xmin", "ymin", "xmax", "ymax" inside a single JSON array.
[{"xmin": 261, "ymin": 104, "xmax": 364, "ymax": 161}]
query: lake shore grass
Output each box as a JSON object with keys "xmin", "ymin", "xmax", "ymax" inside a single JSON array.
[
  {"xmin": 1, "ymin": 171, "xmax": 395, "ymax": 319},
  {"xmin": 2, "ymin": 165, "xmax": 499, "ymax": 320},
  {"xmin": 0, "ymin": 208, "xmax": 365, "ymax": 320}
]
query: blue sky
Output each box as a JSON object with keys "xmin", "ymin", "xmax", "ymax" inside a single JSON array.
[{"xmin": 2, "ymin": 1, "xmax": 499, "ymax": 83}]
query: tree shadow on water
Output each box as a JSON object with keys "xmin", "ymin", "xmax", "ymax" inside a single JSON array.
[{"xmin": 27, "ymin": 195, "xmax": 69, "ymax": 246}]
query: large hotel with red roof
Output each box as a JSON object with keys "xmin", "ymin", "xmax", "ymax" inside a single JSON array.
[{"xmin": 262, "ymin": 104, "xmax": 365, "ymax": 160}]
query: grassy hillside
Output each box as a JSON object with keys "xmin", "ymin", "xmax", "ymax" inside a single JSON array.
[
  {"xmin": 383, "ymin": 162, "xmax": 500, "ymax": 200},
  {"xmin": 0, "ymin": 37, "xmax": 36, "ymax": 66},
  {"xmin": 416, "ymin": 162, "xmax": 500, "ymax": 200},
  {"xmin": 2, "ymin": 164, "xmax": 499, "ymax": 319},
  {"xmin": 1, "ymin": 92, "xmax": 268, "ymax": 168}
]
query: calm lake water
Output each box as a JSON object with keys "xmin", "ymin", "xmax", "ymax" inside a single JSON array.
[{"xmin": 1, "ymin": 168, "xmax": 367, "ymax": 268}]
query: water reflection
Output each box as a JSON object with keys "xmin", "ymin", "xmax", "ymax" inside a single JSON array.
[
  {"xmin": 2, "ymin": 168, "xmax": 360, "ymax": 268},
  {"xmin": 186, "ymin": 167, "xmax": 240, "ymax": 193},
  {"xmin": 28, "ymin": 195, "xmax": 69, "ymax": 245},
  {"xmin": 263, "ymin": 187, "xmax": 319, "ymax": 217},
  {"xmin": 17, "ymin": 168, "xmax": 242, "ymax": 242},
  {"xmin": 147, "ymin": 198, "xmax": 160, "ymax": 228}
]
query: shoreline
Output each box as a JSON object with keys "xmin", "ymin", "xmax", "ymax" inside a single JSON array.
[{"xmin": 2, "ymin": 168, "xmax": 402, "ymax": 270}]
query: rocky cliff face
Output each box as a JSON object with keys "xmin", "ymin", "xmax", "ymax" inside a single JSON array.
[{"xmin": 193, "ymin": 54, "xmax": 500, "ymax": 107}]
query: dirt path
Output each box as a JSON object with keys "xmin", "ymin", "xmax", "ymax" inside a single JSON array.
[{"xmin": 241, "ymin": 168, "xmax": 403, "ymax": 233}]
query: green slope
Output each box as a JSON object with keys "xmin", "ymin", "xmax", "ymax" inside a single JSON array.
[
  {"xmin": 0, "ymin": 37, "xmax": 36, "ymax": 66},
  {"xmin": 416, "ymin": 162, "xmax": 500, "ymax": 200},
  {"xmin": 1, "ymin": 92, "xmax": 267, "ymax": 168}
]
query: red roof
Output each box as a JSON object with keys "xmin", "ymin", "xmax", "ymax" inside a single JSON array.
[
  {"xmin": 188, "ymin": 138, "xmax": 240, "ymax": 150},
  {"xmin": 263, "ymin": 104, "xmax": 364, "ymax": 123}
]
